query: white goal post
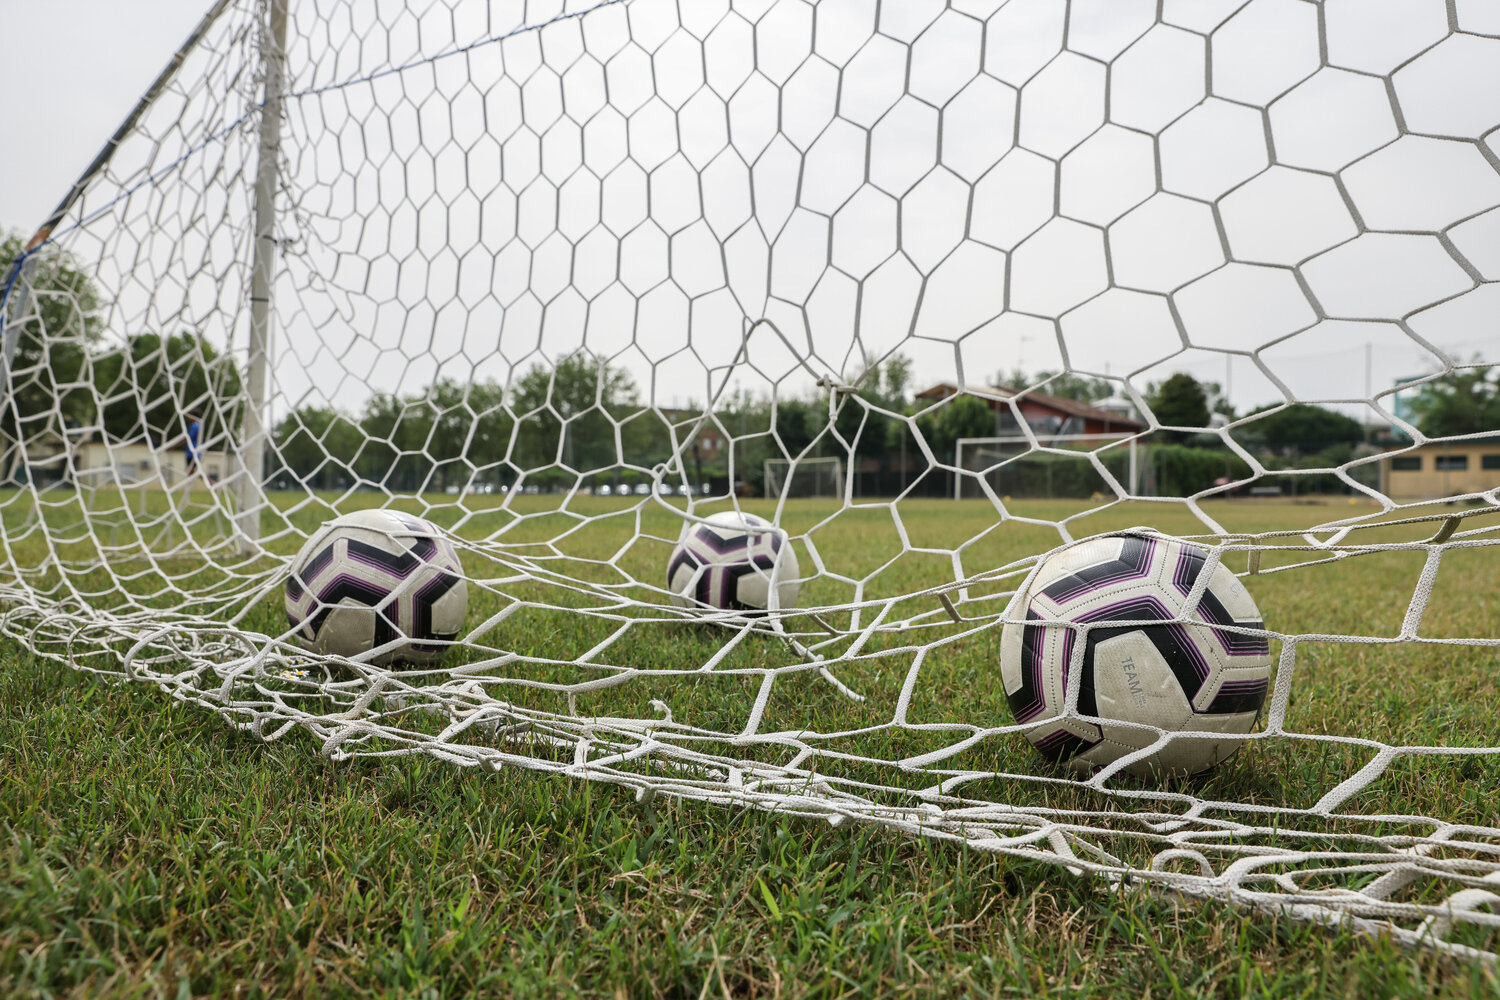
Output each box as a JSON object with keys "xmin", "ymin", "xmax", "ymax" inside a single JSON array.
[
  {"xmin": 763, "ymin": 456, "xmax": 844, "ymax": 500},
  {"xmin": 3, "ymin": 0, "xmax": 1498, "ymax": 963}
]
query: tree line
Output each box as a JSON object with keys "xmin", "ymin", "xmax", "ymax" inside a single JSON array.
[
  {"xmin": 267, "ymin": 354, "xmax": 1410, "ymax": 498},
  {"xmin": 6, "ymin": 232, "xmax": 1497, "ymax": 497},
  {"xmin": 270, "ymin": 351, "xmax": 1053, "ymax": 495},
  {"xmin": 1, "ymin": 235, "xmax": 244, "ymax": 480},
  {"xmin": 273, "ymin": 358, "xmax": 654, "ymax": 492}
]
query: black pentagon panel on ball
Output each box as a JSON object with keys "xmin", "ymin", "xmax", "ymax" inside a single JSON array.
[
  {"xmin": 409, "ymin": 570, "xmax": 465, "ymax": 653},
  {"xmin": 666, "ymin": 546, "xmax": 702, "ymax": 588},
  {"xmin": 1009, "ymin": 610, "xmax": 1066, "ymax": 724},
  {"xmin": 291, "ymin": 540, "xmax": 338, "ymax": 597},
  {"xmin": 1205, "ymin": 678, "xmax": 1270, "ymax": 715},
  {"xmin": 692, "ymin": 523, "xmax": 753, "ymax": 556},
  {"xmin": 286, "ymin": 539, "xmax": 340, "ymax": 631},
  {"xmin": 345, "ymin": 538, "xmax": 427, "ymax": 579},
  {"xmin": 719, "ymin": 559, "xmax": 772, "ymax": 614},
  {"xmin": 303, "ymin": 572, "xmax": 400, "ymax": 648},
  {"xmin": 1031, "ymin": 724, "xmax": 1099, "ymax": 764},
  {"xmin": 1202, "ymin": 614, "xmax": 1271, "ymax": 658},
  {"xmin": 1074, "ymin": 594, "xmax": 1212, "ymax": 707},
  {"xmin": 1040, "ymin": 535, "xmax": 1156, "ymax": 606},
  {"xmin": 693, "ymin": 565, "xmax": 715, "ymax": 607},
  {"xmin": 1170, "ymin": 544, "xmax": 1270, "ymax": 658}
]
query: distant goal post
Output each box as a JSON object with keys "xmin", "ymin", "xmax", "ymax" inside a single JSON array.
[
  {"xmin": 954, "ymin": 433, "xmax": 1141, "ymax": 501},
  {"xmin": 763, "ymin": 456, "xmax": 844, "ymax": 500}
]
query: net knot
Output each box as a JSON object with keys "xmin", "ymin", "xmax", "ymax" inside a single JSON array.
[{"xmin": 816, "ymin": 374, "xmax": 860, "ymax": 397}]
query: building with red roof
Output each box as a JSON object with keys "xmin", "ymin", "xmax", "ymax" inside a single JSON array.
[{"xmin": 914, "ymin": 383, "xmax": 1148, "ymax": 438}]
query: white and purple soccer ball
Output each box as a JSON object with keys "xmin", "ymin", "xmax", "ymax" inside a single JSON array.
[
  {"xmin": 1000, "ymin": 532, "xmax": 1272, "ymax": 777},
  {"xmin": 666, "ymin": 511, "xmax": 800, "ymax": 613},
  {"xmin": 285, "ymin": 509, "xmax": 468, "ymax": 664}
]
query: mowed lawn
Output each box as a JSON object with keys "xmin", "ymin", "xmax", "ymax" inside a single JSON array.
[{"xmin": 2, "ymin": 490, "xmax": 1498, "ymax": 998}]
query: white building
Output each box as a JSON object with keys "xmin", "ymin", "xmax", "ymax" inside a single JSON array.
[{"xmin": 24, "ymin": 430, "xmax": 230, "ymax": 488}]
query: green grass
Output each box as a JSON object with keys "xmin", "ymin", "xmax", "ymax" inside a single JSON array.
[{"xmin": 2, "ymin": 491, "xmax": 1499, "ymax": 997}]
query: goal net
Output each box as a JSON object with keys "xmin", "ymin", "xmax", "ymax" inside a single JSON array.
[
  {"xmin": 4, "ymin": 0, "xmax": 1499, "ymax": 961},
  {"xmin": 764, "ymin": 456, "xmax": 844, "ymax": 499}
]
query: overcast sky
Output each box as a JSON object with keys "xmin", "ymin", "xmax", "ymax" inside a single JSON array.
[
  {"xmin": 3, "ymin": 0, "xmax": 1498, "ymax": 425},
  {"xmin": 0, "ymin": 0, "xmax": 212, "ymax": 234}
]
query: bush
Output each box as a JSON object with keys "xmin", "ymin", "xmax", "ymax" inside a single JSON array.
[
  {"xmin": 972, "ymin": 449, "xmax": 1133, "ymax": 499},
  {"xmin": 965, "ymin": 444, "xmax": 1250, "ymax": 499},
  {"xmin": 1151, "ymin": 444, "xmax": 1251, "ymax": 497}
]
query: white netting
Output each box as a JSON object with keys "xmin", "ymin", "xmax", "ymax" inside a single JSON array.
[{"xmin": 4, "ymin": 0, "xmax": 1500, "ymax": 961}]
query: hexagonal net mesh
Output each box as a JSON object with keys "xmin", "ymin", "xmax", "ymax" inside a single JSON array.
[{"xmin": 3, "ymin": 0, "xmax": 1499, "ymax": 960}]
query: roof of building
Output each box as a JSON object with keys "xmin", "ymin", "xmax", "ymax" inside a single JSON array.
[{"xmin": 915, "ymin": 382, "xmax": 1148, "ymax": 429}]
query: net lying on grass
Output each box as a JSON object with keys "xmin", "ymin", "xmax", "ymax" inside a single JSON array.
[{"xmin": 3, "ymin": 0, "xmax": 1499, "ymax": 962}]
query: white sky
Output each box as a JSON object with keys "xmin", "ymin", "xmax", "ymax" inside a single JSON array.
[
  {"xmin": 0, "ymin": 0, "xmax": 213, "ymax": 235},
  {"xmin": 3, "ymin": 0, "xmax": 1498, "ymax": 423}
]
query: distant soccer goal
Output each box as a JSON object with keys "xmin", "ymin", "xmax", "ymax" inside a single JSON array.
[
  {"xmin": 763, "ymin": 457, "xmax": 844, "ymax": 500},
  {"xmin": 955, "ymin": 434, "xmax": 1141, "ymax": 500}
]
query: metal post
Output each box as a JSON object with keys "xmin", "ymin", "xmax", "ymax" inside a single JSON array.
[
  {"xmin": 1364, "ymin": 342, "xmax": 1373, "ymax": 443},
  {"xmin": 1, "ymin": 256, "xmax": 39, "ymax": 376},
  {"xmin": 0, "ymin": 253, "xmax": 41, "ymax": 483},
  {"xmin": 238, "ymin": 0, "xmax": 288, "ymax": 552}
]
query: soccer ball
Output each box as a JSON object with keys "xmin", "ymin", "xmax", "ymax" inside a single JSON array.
[
  {"xmin": 285, "ymin": 509, "xmax": 467, "ymax": 664},
  {"xmin": 1000, "ymin": 531, "xmax": 1271, "ymax": 777},
  {"xmin": 666, "ymin": 511, "xmax": 800, "ymax": 612}
]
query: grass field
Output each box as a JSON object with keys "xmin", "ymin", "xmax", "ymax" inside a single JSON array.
[{"xmin": 2, "ymin": 491, "xmax": 1498, "ymax": 997}]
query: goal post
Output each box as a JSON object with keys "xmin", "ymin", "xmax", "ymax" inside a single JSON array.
[
  {"xmin": 236, "ymin": 0, "xmax": 288, "ymax": 553},
  {"xmin": 763, "ymin": 456, "xmax": 844, "ymax": 500},
  {"xmin": 954, "ymin": 433, "xmax": 1141, "ymax": 500}
]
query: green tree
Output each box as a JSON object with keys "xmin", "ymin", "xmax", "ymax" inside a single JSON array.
[
  {"xmin": 871, "ymin": 354, "xmax": 913, "ymax": 405},
  {"xmin": 836, "ymin": 353, "xmax": 913, "ymax": 466},
  {"xmin": 619, "ymin": 406, "xmax": 677, "ymax": 480},
  {"xmin": 93, "ymin": 331, "xmax": 245, "ymax": 448},
  {"xmin": 1005, "ymin": 368, "xmax": 1114, "ymax": 403},
  {"xmin": 1201, "ymin": 379, "xmax": 1234, "ymax": 420},
  {"xmin": 944, "ymin": 394, "xmax": 997, "ymax": 452},
  {"xmin": 770, "ymin": 398, "xmax": 819, "ymax": 461},
  {"xmin": 272, "ymin": 404, "xmax": 362, "ymax": 490},
  {"xmin": 351, "ymin": 379, "xmax": 517, "ymax": 493},
  {"xmin": 1243, "ymin": 403, "xmax": 1364, "ymax": 456},
  {"xmin": 1, "ymin": 234, "xmax": 102, "ymax": 470},
  {"xmin": 1406, "ymin": 366, "xmax": 1500, "ymax": 438},
  {"xmin": 356, "ymin": 392, "xmax": 431, "ymax": 490},
  {"xmin": 462, "ymin": 379, "xmax": 515, "ymax": 485},
  {"xmin": 426, "ymin": 377, "xmax": 499, "ymax": 490},
  {"xmin": 916, "ymin": 393, "xmax": 996, "ymax": 463},
  {"xmin": 713, "ymin": 388, "xmax": 772, "ymax": 491},
  {"xmin": 1149, "ymin": 373, "xmax": 1210, "ymax": 441},
  {"xmin": 510, "ymin": 355, "xmax": 639, "ymax": 484}
]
